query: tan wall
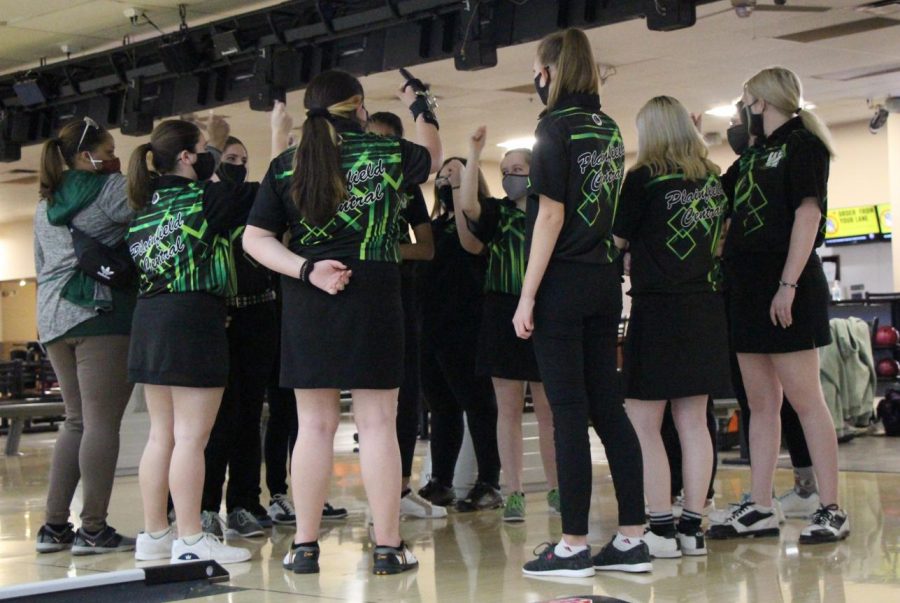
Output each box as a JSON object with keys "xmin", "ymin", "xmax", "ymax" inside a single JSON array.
[
  {"xmin": 0, "ymin": 218, "xmax": 35, "ymax": 281},
  {"xmin": 0, "ymin": 279, "xmax": 37, "ymax": 343}
]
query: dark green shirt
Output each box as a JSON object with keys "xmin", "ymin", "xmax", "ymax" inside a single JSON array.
[
  {"xmin": 247, "ymin": 126, "xmax": 431, "ymax": 263},
  {"xmin": 470, "ymin": 197, "xmax": 527, "ymax": 296}
]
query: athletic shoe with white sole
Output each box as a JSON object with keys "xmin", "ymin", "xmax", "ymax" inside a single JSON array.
[
  {"xmin": 322, "ymin": 502, "xmax": 348, "ymax": 520},
  {"xmin": 283, "ymin": 542, "xmax": 320, "ymax": 574},
  {"xmin": 592, "ymin": 537, "xmax": 653, "ymax": 573},
  {"xmin": 710, "ymin": 493, "xmax": 784, "ymax": 525},
  {"xmin": 400, "ymin": 489, "xmax": 448, "ymax": 519},
  {"xmin": 268, "ymin": 494, "xmax": 297, "ymax": 525},
  {"xmin": 372, "ymin": 541, "xmax": 419, "ymax": 575},
  {"xmin": 171, "ymin": 533, "xmax": 251, "ymax": 564},
  {"xmin": 799, "ymin": 506, "xmax": 849, "ymax": 544},
  {"xmin": 706, "ymin": 501, "xmax": 780, "ymax": 539},
  {"xmin": 227, "ymin": 508, "xmax": 265, "ymax": 538},
  {"xmin": 522, "ymin": 543, "xmax": 595, "ymax": 578},
  {"xmin": 677, "ymin": 530, "xmax": 708, "ymax": 556},
  {"xmin": 35, "ymin": 523, "xmax": 75, "ymax": 553},
  {"xmin": 503, "ymin": 492, "xmax": 526, "ymax": 523},
  {"xmin": 201, "ymin": 510, "xmax": 226, "ymax": 538},
  {"xmin": 776, "ymin": 489, "xmax": 820, "ymax": 519},
  {"xmin": 72, "ymin": 525, "xmax": 135, "ymax": 555},
  {"xmin": 456, "ymin": 481, "xmax": 503, "ymax": 512},
  {"xmin": 643, "ymin": 530, "xmax": 681, "ymax": 559},
  {"xmin": 135, "ymin": 529, "xmax": 175, "ymax": 561}
]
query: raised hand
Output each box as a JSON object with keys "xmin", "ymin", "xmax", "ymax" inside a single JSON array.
[
  {"xmin": 470, "ymin": 126, "xmax": 487, "ymax": 156},
  {"xmin": 271, "ymin": 101, "xmax": 294, "ymax": 137}
]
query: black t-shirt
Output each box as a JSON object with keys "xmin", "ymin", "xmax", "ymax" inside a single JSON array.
[
  {"xmin": 613, "ymin": 166, "xmax": 727, "ymax": 295},
  {"xmin": 528, "ymin": 93, "xmax": 624, "ymax": 265},
  {"xmin": 398, "ymin": 184, "xmax": 430, "ymax": 245},
  {"xmin": 247, "ymin": 124, "xmax": 431, "ymax": 263},
  {"xmin": 419, "ymin": 213, "xmax": 486, "ymax": 339},
  {"xmin": 723, "ymin": 117, "xmax": 829, "ymax": 257}
]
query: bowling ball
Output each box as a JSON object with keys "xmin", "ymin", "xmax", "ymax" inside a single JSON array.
[
  {"xmin": 877, "ymin": 358, "xmax": 900, "ymax": 379},
  {"xmin": 875, "ymin": 326, "xmax": 900, "ymax": 347}
]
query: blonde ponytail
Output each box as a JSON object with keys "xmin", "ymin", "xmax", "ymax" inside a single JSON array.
[{"xmin": 537, "ymin": 28, "xmax": 600, "ymax": 111}]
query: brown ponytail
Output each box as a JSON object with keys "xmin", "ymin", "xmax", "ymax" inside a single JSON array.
[
  {"xmin": 126, "ymin": 119, "xmax": 201, "ymax": 210},
  {"xmin": 290, "ymin": 70, "xmax": 365, "ymax": 226},
  {"xmin": 537, "ymin": 28, "xmax": 600, "ymax": 111},
  {"xmin": 39, "ymin": 118, "xmax": 112, "ymax": 202}
]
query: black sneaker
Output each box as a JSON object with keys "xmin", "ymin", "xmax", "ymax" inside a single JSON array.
[
  {"xmin": 418, "ymin": 479, "xmax": 455, "ymax": 507},
  {"xmin": 72, "ymin": 525, "xmax": 136, "ymax": 556},
  {"xmin": 373, "ymin": 541, "xmax": 418, "ymax": 575},
  {"xmin": 799, "ymin": 506, "xmax": 849, "ymax": 544},
  {"xmin": 592, "ymin": 537, "xmax": 653, "ymax": 573},
  {"xmin": 282, "ymin": 542, "xmax": 320, "ymax": 574},
  {"xmin": 36, "ymin": 523, "xmax": 75, "ymax": 553},
  {"xmin": 522, "ymin": 542, "xmax": 595, "ymax": 577},
  {"xmin": 248, "ymin": 505, "xmax": 274, "ymax": 529},
  {"xmin": 322, "ymin": 502, "xmax": 348, "ymax": 520},
  {"xmin": 455, "ymin": 481, "xmax": 503, "ymax": 512},
  {"xmin": 706, "ymin": 501, "xmax": 780, "ymax": 540}
]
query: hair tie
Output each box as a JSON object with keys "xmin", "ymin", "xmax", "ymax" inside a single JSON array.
[
  {"xmin": 306, "ymin": 108, "xmax": 331, "ymax": 120},
  {"xmin": 795, "ymin": 107, "xmax": 803, "ymax": 114}
]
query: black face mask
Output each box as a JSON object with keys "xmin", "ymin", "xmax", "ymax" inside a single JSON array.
[
  {"xmin": 727, "ymin": 123, "xmax": 750, "ymax": 155},
  {"xmin": 534, "ymin": 70, "xmax": 550, "ymax": 106},
  {"xmin": 437, "ymin": 184, "xmax": 454, "ymax": 213},
  {"xmin": 742, "ymin": 103, "xmax": 765, "ymax": 139},
  {"xmin": 192, "ymin": 151, "xmax": 216, "ymax": 182},
  {"xmin": 216, "ymin": 162, "xmax": 247, "ymax": 186}
]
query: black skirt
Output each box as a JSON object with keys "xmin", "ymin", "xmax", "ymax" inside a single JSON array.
[
  {"xmin": 476, "ymin": 292, "xmax": 541, "ymax": 382},
  {"xmin": 725, "ymin": 253, "xmax": 832, "ymax": 354},
  {"xmin": 279, "ymin": 260, "xmax": 403, "ymax": 389},
  {"xmin": 128, "ymin": 292, "xmax": 229, "ymax": 387},
  {"xmin": 624, "ymin": 292, "xmax": 732, "ymax": 400}
]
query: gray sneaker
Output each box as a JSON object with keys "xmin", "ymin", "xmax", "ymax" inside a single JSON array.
[
  {"xmin": 72, "ymin": 525, "xmax": 136, "ymax": 556},
  {"xmin": 227, "ymin": 507, "xmax": 265, "ymax": 538},
  {"xmin": 36, "ymin": 523, "xmax": 76, "ymax": 553},
  {"xmin": 201, "ymin": 510, "xmax": 225, "ymax": 538}
]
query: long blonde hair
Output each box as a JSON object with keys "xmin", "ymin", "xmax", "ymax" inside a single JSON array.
[
  {"xmin": 744, "ymin": 66, "xmax": 835, "ymax": 158},
  {"xmin": 632, "ymin": 96, "xmax": 719, "ymax": 181},
  {"xmin": 536, "ymin": 28, "xmax": 599, "ymax": 111}
]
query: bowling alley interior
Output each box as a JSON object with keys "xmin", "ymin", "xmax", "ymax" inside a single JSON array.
[{"xmin": 0, "ymin": 1, "xmax": 900, "ymax": 602}]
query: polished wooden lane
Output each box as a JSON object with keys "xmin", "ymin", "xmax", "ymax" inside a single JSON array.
[{"xmin": 1, "ymin": 431, "xmax": 898, "ymax": 602}]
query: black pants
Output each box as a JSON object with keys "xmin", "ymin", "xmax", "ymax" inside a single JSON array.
[
  {"xmin": 662, "ymin": 397, "xmax": 718, "ymax": 500},
  {"xmin": 533, "ymin": 261, "xmax": 645, "ymax": 535},
  {"xmin": 398, "ymin": 269, "xmax": 423, "ymax": 479},
  {"xmin": 264, "ymin": 385, "xmax": 298, "ymax": 497},
  {"xmin": 202, "ymin": 301, "xmax": 278, "ymax": 513},
  {"xmin": 421, "ymin": 327, "xmax": 500, "ymax": 488}
]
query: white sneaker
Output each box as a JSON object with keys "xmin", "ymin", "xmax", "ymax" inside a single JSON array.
[
  {"xmin": 776, "ymin": 489, "xmax": 820, "ymax": 519},
  {"xmin": 799, "ymin": 506, "xmax": 849, "ymax": 544},
  {"xmin": 706, "ymin": 501, "xmax": 780, "ymax": 540},
  {"xmin": 135, "ymin": 529, "xmax": 175, "ymax": 561},
  {"xmin": 677, "ymin": 530, "xmax": 708, "ymax": 556},
  {"xmin": 643, "ymin": 530, "xmax": 681, "ymax": 559},
  {"xmin": 171, "ymin": 533, "xmax": 251, "ymax": 564},
  {"xmin": 400, "ymin": 490, "xmax": 448, "ymax": 519},
  {"xmin": 710, "ymin": 493, "xmax": 784, "ymax": 525},
  {"xmin": 268, "ymin": 494, "xmax": 296, "ymax": 525}
]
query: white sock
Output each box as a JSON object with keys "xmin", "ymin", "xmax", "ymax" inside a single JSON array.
[
  {"xmin": 181, "ymin": 532, "xmax": 204, "ymax": 545},
  {"xmin": 554, "ymin": 539, "xmax": 588, "ymax": 558},
  {"xmin": 612, "ymin": 532, "xmax": 643, "ymax": 552},
  {"xmin": 148, "ymin": 528, "xmax": 170, "ymax": 539}
]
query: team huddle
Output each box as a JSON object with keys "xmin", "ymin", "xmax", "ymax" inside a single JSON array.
[{"xmin": 32, "ymin": 27, "xmax": 849, "ymax": 580}]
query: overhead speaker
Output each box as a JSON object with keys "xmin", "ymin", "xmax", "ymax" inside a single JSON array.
[
  {"xmin": 644, "ymin": 0, "xmax": 697, "ymax": 31},
  {"xmin": 120, "ymin": 111, "xmax": 154, "ymax": 137},
  {"xmin": 454, "ymin": 3, "xmax": 497, "ymax": 71},
  {"xmin": 0, "ymin": 139, "xmax": 22, "ymax": 162}
]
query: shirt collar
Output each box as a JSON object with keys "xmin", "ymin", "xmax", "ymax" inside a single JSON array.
[
  {"xmin": 763, "ymin": 116, "xmax": 804, "ymax": 145},
  {"xmin": 156, "ymin": 175, "xmax": 196, "ymax": 188},
  {"xmin": 551, "ymin": 92, "xmax": 602, "ymax": 113}
]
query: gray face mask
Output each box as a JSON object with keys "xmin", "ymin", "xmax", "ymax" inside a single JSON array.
[{"xmin": 502, "ymin": 174, "xmax": 529, "ymax": 201}]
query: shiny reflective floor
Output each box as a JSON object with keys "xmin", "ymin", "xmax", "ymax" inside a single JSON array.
[{"xmin": 1, "ymin": 426, "xmax": 899, "ymax": 603}]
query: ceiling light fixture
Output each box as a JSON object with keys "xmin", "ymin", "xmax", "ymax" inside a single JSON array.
[
  {"xmin": 705, "ymin": 104, "xmax": 737, "ymax": 118},
  {"xmin": 497, "ymin": 137, "xmax": 536, "ymax": 150}
]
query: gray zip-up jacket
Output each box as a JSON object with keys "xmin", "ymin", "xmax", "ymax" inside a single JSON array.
[{"xmin": 33, "ymin": 174, "xmax": 134, "ymax": 343}]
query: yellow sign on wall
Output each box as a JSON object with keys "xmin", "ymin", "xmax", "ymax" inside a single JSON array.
[
  {"xmin": 825, "ymin": 206, "xmax": 880, "ymax": 240},
  {"xmin": 877, "ymin": 203, "xmax": 892, "ymax": 235}
]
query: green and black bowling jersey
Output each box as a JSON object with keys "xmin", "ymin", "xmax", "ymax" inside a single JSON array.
[
  {"xmin": 613, "ymin": 166, "xmax": 727, "ymax": 295},
  {"xmin": 469, "ymin": 197, "xmax": 527, "ymax": 296},
  {"xmin": 248, "ymin": 125, "xmax": 431, "ymax": 263},
  {"xmin": 398, "ymin": 185, "xmax": 430, "ymax": 246},
  {"xmin": 528, "ymin": 93, "xmax": 624, "ymax": 265},
  {"xmin": 723, "ymin": 117, "xmax": 829, "ymax": 258},
  {"xmin": 127, "ymin": 176, "xmax": 258, "ymax": 298}
]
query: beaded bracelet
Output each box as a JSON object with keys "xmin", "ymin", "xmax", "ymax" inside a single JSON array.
[{"xmin": 779, "ymin": 280, "xmax": 799, "ymax": 289}]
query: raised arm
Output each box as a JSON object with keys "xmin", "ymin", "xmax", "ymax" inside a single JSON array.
[
  {"xmin": 271, "ymin": 101, "xmax": 294, "ymax": 159},
  {"xmin": 453, "ymin": 126, "xmax": 487, "ymax": 255},
  {"xmin": 396, "ymin": 85, "xmax": 441, "ymax": 174}
]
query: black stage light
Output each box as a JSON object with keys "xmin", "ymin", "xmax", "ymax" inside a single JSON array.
[
  {"xmin": 13, "ymin": 78, "xmax": 47, "ymax": 106},
  {"xmin": 644, "ymin": 0, "xmax": 697, "ymax": 32},
  {"xmin": 212, "ymin": 30, "xmax": 243, "ymax": 59}
]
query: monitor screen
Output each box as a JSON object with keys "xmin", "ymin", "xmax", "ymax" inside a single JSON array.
[
  {"xmin": 824, "ymin": 206, "xmax": 881, "ymax": 246},
  {"xmin": 877, "ymin": 203, "xmax": 892, "ymax": 240}
]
